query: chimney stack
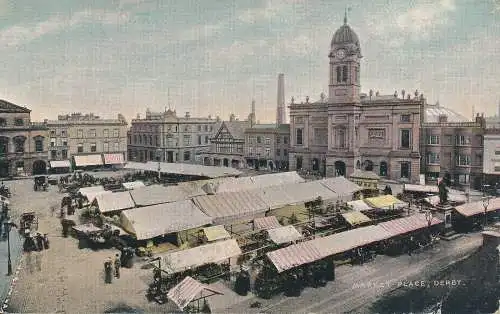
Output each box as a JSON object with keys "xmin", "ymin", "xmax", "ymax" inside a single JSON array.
[{"xmin": 276, "ymin": 73, "xmax": 286, "ymax": 125}]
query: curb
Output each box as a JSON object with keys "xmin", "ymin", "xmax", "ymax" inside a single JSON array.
[{"xmin": 1, "ymin": 253, "xmax": 24, "ymax": 313}]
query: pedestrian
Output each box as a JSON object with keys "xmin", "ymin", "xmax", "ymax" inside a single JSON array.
[
  {"xmin": 104, "ymin": 257, "xmax": 113, "ymax": 284},
  {"xmin": 43, "ymin": 234, "xmax": 49, "ymax": 249},
  {"xmin": 36, "ymin": 233, "xmax": 44, "ymax": 251},
  {"xmin": 114, "ymin": 253, "xmax": 121, "ymax": 278}
]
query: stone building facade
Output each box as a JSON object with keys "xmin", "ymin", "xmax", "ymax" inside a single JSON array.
[
  {"xmin": 481, "ymin": 128, "xmax": 500, "ymax": 186},
  {"xmin": 0, "ymin": 99, "xmax": 49, "ymax": 177},
  {"xmin": 45, "ymin": 113, "xmax": 128, "ymax": 168},
  {"xmin": 289, "ymin": 17, "xmax": 423, "ymax": 183},
  {"xmin": 244, "ymin": 124, "xmax": 290, "ymax": 170},
  {"xmin": 128, "ymin": 109, "xmax": 217, "ymax": 163},
  {"xmin": 200, "ymin": 115, "xmax": 249, "ymax": 168}
]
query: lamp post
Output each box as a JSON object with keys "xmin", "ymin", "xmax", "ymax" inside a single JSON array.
[
  {"xmin": 4, "ymin": 220, "xmax": 17, "ymax": 276},
  {"xmin": 482, "ymin": 196, "xmax": 490, "ymax": 227},
  {"xmin": 155, "ymin": 148, "xmax": 162, "ymax": 182}
]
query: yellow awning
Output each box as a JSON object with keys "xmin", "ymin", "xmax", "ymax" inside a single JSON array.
[
  {"xmin": 341, "ymin": 211, "xmax": 371, "ymax": 226},
  {"xmin": 364, "ymin": 195, "xmax": 405, "ymax": 209},
  {"xmin": 203, "ymin": 225, "xmax": 231, "ymax": 242}
]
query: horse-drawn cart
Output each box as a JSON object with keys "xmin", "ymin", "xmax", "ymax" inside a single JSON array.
[
  {"xmin": 19, "ymin": 212, "xmax": 38, "ymax": 236},
  {"xmin": 34, "ymin": 176, "xmax": 48, "ymax": 191}
]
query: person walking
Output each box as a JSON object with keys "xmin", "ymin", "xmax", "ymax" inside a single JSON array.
[
  {"xmin": 114, "ymin": 253, "xmax": 121, "ymax": 278},
  {"xmin": 43, "ymin": 234, "xmax": 49, "ymax": 250},
  {"xmin": 104, "ymin": 257, "xmax": 113, "ymax": 284},
  {"xmin": 36, "ymin": 233, "xmax": 44, "ymax": 251}
]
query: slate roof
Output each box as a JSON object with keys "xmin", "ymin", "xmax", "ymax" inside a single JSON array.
[
  {"xmin": 218, "ymin": 120, "xmax": 250, "ymax": 140},
  {"xmin": 0, "ymin": 99, "xmax": 31, "ymax": 113}
]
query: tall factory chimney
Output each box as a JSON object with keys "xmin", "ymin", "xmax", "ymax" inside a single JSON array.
[{"xmin": 276, "ymin": 73, "xmax": 286, "ymax": 124}]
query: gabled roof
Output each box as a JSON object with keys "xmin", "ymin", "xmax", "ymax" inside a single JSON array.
[
  {"xmin": 214, "ymin": 120, "xmax": 250, "ymax": 140},
  {"xmin": 0, "ymin": 99, "xmax": 31, "ymax": 113}
]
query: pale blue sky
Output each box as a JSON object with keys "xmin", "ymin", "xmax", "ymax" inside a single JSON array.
[{"xmin": 0, "ymin": 0, "xmax": 499, "ymax": 122}]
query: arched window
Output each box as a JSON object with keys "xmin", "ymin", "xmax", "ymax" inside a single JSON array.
[
  {"xmin": 342, "ymin": 66, "xmax": 348, "ymax": 82},
  {"xmin": 336, "ymin": 66, "xmax": 342, "ymax": 83},
  {"xmin": 149, "ymin": 135, "xmax": 153, "ymax": 145}
]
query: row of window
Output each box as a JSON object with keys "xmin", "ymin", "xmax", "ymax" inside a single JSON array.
[
  {"xmin": 215, "ymin": 143, "xmax": 244, "ymax": 154},
  {"xmin": 426, "ymin": 135, "xmax": 483, "ymax": 146},
  {"xmin": 0, "ymin": 137, "xmax": 44, "ymax": 153},
  {"xmin": 247, "ymin": 147, "xmax": 289, "ymax": 157},
  {"xmin": 75, "ymin": 128, "xmax": 120, "ymax": 138},
  {"xmin": 133, "ymin": 124, "xmax": 214, "ymax": 133},
  {"xmin": 50, "ymin": 138, "xmax": 68, "ymax": 147},
  {"xmin": 427, "ymin": 152, "xmax": 481, "ymax": 166},
  {"xmin": 334, "ymin": 65, "xmax": 359, "ymax": 83},
  {"xmin": 247, "ymin": 136, "xmax": 290, "ymax": 145},
  {"xmin": 50, "ymin": 150, "xmax": 68, "ymax": 159},
  {"xmin": 130, "ymin": 134, "xmax": 211, "ymax": 147},
  {"xmin": 76, "ymin": 142, "xmax": 121, "ymax": 153},
  {"xmin": 0, "ymin": 117, "xmax": 25, "ymax": 127}
]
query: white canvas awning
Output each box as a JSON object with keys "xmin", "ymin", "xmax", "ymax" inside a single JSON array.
[
  {"xmin": 250, "ymin": 171, "xmax": 305, "ymax": 188},
  {"xmin": 85, "ymin": 190, "xmax": 112, "ymax": 203},
  {"xmin": 49, "ymin": 160, "xmax": 71, "ymax": 168},
  {"xmin": 74, "ymin": 154, "xmax": 103, "ymax": 166},
  {"xmin": 203, "ymin": 225, "xmax": 231, "ymax": 242},
  {"xmin": 320, "ymin": 177, "xmax": 362, "ymax": 197},
  {"xmin": 404, "ymin": 184, "xmax": 439, "ymax": 193},
  {"xmin": 104, "ymin": 153, "xmax": 124, "ymax": 165},
  {"xmin": 92, "ymin": 191, "xmax": 135, "ymax": 214},
  {"xmin": 120, "ymin": 200, "xmax": 212, "ymax": 240},
  {"xmin": 162, "ymin": 239, "xmax": 242, "ymax": 274},
  {"xmin": 347, "ymin": 200, "xmax": 374, "ymax": 211},
  {"xmin": 78, "ymin": 185, "xmax": 105, "ymax": 197},
  {"xmin": 167, "ymin": 276, "xmax": 223, "ymax": 311},
  {"xmin": 130, "ymin": 185, "xmax": 194, "ymax": 206},
  {"xmin": 280, "ymin": 181, "xmax": 338, "ymax": 205},
  {"xmin": 122, "ymin": 181, "xmax": 146, "ymax": 190},
  {"xmin": 267, "ymin": 225, "xmax": 303, "ymax": 244},
  {"xmin": 124, "ymin": 161, "xmax": 241, "ymax": 178}
]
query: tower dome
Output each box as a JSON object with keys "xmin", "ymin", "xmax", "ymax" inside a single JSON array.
[{"xmin": 331, "ymin": 14, "xmax": 360, "ymax": 49}]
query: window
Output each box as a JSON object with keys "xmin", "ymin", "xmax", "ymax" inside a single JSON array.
[
  {"xmin": 336, "ymin": 66, "xmax": 341, "ymax": 83},
  {"xmin": 149, "ymin": 135, "xmax": 153, "ymax": 146},
  {"xmin": 265, "ymin": 138, "xmax": 271, "ymax": 145},
  {"xmin": 198, "ymin": 136, "xmax": 202, "ymax": 145},
  {"xmin": 342, "ymin": 66, "xmax": 348, "ymax": 82},
  {"xmin": 427, "ymin": 135, "xmax": 440, "ymax": 145},
  {"xmin": 50, "ymin": 138, "xmax": 56, "ymax": 147},
  {"xmin": 62, "ymin": 139, "xmax": 67, "ymax": 146},
  {"xmin": 265, "ymin": 148, "xmax": 271, "ymax": 157},
  {"xmin": 296, "ymin": 128, "xmax": 303, "ymax": 145},
  {"xmin": 113, "ymin": 129, "xmax": 119, "ymax": 137},
  {"xmin": 50, "ymin": 150, "xmax": 57, "ymax": 159},
  {"xmin": 444, "ymin": 135, "xmax": 452, "ymax": 145},
  {"xmin": 355, "ymin": 67, "xmax": 359, "ymax": 83},
  {"xmin": 400, "ymin": 129, "xmax": 411, "ymax": 149},
  {"xmin": 456, "ymin": 135, "xmax": 470, "ymax": 146},
  {"xmin": 276, "ymin": 148, "xmax": 281, "ymax": 156},
  {"xmin": 400, "ymin": 162, "xmax": 411, "ymax": 179},
  {"xmin": 0, "ymin": 118, "xmax": 5, "ymax": 126},
  {"xmin": 284, "ymin": 136, "xmax": 288, "ymax": 144},
  {"xmin": 61, "ymin": 130, "xmax": 67, "ymax": 136},
  {"xmin": 257, "ymin": 136, "xmax": 262, "ymax": 144},
  {"xmin": 50, "ymin": 130, "xmax": 56, "ymax": 136},
  {"xmin": 62, "ymin": 150, "xmax": 67, "ymax": 159},
  {"xmin": 155, "ymin": 135, "xmax": 160, "ymax": 146},
  {"xmin": 88, "ymin": 129, "xmax": 96, "ymax": 137},
  {"xmin": 401, "ymin": 114, "xmax": 411, "ymax": 122},
  {"xmin": 284, "ymin": 149, "xmax": 288, "ymax": 156},
  {"xmin": 495, "ymin": 150, "xmax": 500, "ymax": 156},
  {"xmin": 184, "ymin": 151, "xmax": 191, "ymax": 161},
  {"xmin": 35, "ymin": 138, "xmax": 43, "ymax": 152},
  {"xmin": 77, "ymin": 129, "xmax": 83, "ymax": 138},
  {"xmin": 476, "ymin": 153, "xmax": 483, "ymax": 164},
  {"xmin": 205, "ymin": 136, "xmax": 209, "ymax": 144},
  {"xmin": 14, "ymin": 118, "xmax": 23, "ymax": 126},
  {"xmin": 77, "ymin": 143, "xmax": 83, "ymax": 153},
  {"xmin": 90, "ymin": 143, "xmax": 97, "ymax": 152},
  {"xmin": 103, "ymin": 129, "xmax": 109, "ymax": 137},
  {"xmin": 248, "ymin": 147, "xmax": 254, "ymax": 155},
  {"xmin": 476, "ymin": 135, "xmax": 483, "ymax": 146},
  {"xmin": 204, "ymin": 125, "xmax": 208, "ymax": 132},
  {"xmin": 197, "ymin": 125, "xmax": 201, "ymax": 132},
  {"xmin": 427, "ymin": 152, "xmax": 440, "ymax": 164},
  {"xmin": 184, "ymin": 125, "xmax": 190, "ymax": 132},
  {"xmin": 103, "ymin": 142, "xmax": 109, "ymax": 152},
  {"xmin": 458, "ymin": 174, "xmax": 470, "ymax": 184},
  {"xmin": 14, "ymin": 137, "xmax": 25, "ymax": 153},
  {"xmin": 457, "ymin": 154, "xmax": 471, "ymax": 166},
  {"xmin": 338, "ymin": 129, "xmax": 345, "ymax": 148},
  {"xmin": 114, "ymin": 142, "xmax": 119, "ymax": 151},
  {"xmin": 210, "ymin": 125, "xmax": 213, "ymax": 132},
  {"xmin": 276, "ymin": 136, "xmax": 281, "ymax": 144},
  {"xmin": 183, "ymin": 135, "xmax": 191, "ymax": 146}
]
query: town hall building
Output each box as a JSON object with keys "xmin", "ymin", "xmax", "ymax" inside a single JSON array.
[{"xmin": 289, "ymin": 15, "xmax": 424, "ymax": 183}]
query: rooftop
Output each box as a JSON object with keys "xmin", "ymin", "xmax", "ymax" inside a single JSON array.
[
  {"xmin": 424, "ymin": 103, "xmax": 469, "ymax": 123},
  {"xmin": 0, "ymin": 99, "xmax": 31, "ymax": 113}
]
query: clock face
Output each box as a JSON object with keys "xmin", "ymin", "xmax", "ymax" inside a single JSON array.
[{"xmin": 336, "ymin": 49, "xmax": 346, "ymax": 59}]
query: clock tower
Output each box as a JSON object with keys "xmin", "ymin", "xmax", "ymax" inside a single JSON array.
[{"xmin": 328, "ymin": 13, "xmax": 362, "ymax": 104}]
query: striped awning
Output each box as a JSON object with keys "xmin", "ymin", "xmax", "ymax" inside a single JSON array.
[
  {"xmin": 104, "ymin": 153, "xmax": 124, "ymax": 165},
  {"xmin": 74, "ymin": 154, "xmax": 103, "ymax": 167},
  {"xmin": 253, "ymin": 216, "xmax": 282, "ymax": 230},
  {"xmin": 167, "ymin": 276, "xmax": 223, "ymax": 311},
  {"xmin": 49, "ymin": 160, "xmax": 71, "ymax": 168}
]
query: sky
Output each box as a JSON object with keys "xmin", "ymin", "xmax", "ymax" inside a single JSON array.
[{"xmin": 0, "ymin": 0, "xmax": 499, "ymax": 123}]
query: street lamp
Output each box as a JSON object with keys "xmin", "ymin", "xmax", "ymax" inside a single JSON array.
[
  {"xmin": 4, "ymin": 220, "xmax": 17, "ymax": 276},
  {"xmin": 155, "ymin": 148, "xmax": 162, "ymax": 182},
  {"xmin": 482, "ymin": 196, "xmax": 490, "ymax": 227}
]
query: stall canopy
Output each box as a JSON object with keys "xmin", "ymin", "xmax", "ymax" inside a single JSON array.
[
  {"xmin": 162, "ymin": 239, "xmax": 242, "ymax": 274},
  {"xmin": 250, "ymin": 171, "xmax": 305, "ymax": 188},
  {"xmin": 454, "ymin": 198, "xmax": 500, "ymax": 217},
  {"xmin": 49, "ymin": 160, "xmax": 71, "ymax": 168},
  {"xmin": 74, "ymin": 154, "xmax": 103, "ymax": 167},
  {"xmin": 280, "ymin": 181, "xmax": 339, "ymax": 204},
  {"xmin": 103, "ymin": 153, "xmax": 124, "ymax": 165},
  {"xmin": 78, "ymin": 185, "xmax": 105, "ymax": 197},
  {"xmin": 130, "ymin": 185, "xmax": 199, "ymax": 207},
  {"xmin": 85, "ymin": 190, "xmax": 112, "ymax": 203},
  {"xmin": 167, "ymin": 276, "xmax": 223, "ymax": 311},
  {"xmin": 122, "ymin": 181, "xmax": 146, "ymax": 190},
  {"xmin": 347, "ymin": 200, "xmax": 374, "ymax": 212},
  {"xmin": 93, "ymin": 191, "xmax": 135, "ymax": 214},
  {"xmin": 139, "ymin": 161, "xmax": 242, "ymax": 178},
  {"xmin": 203, "ymin": 225, "xmax": 231, "ymax": 242},
  {"xmin": 403, "ymin": 184, "xmax": 439, "ymax": 194},
  {"xmin": 267, "ymin": 225, "xmax": 303, "ymax": 245},
  {"xmin": 378, "ymin": 213, "xmax": 443, "ymax": 237},
  {"xmin": 425, "ymin": 193, "xmax": 467, "ymax": 206},
  {"xmin": 319, "ymin": 177, "xmax": 362, "ymax": 199},
  {"xmin": 253, "ymin": 216, "xmax": 282, "ymax": 230},
  {"xmin": 364, "ymin": 195, "xmax": 407, "ymax": 210},
  {"xmin": 257, "ymin": 185, "xmax": 297, "ymax": 210},
  {"xmin": 120, "ymin": 200, "xmax": 213, "ymax": 240},
  {"xmin": 341, "ymin": 211, "xmax": 371, "ymax": 226},
  {"xmin": 192, "ymin": 190, "xmax": 269, "ymax": 225},
  {"xmin": 214, "ymin": 176, "xmax": 255, "ymax": 193},
  {"xmin": 267, "ymin": 225, "xmax": 391, "ymax": 273}
]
